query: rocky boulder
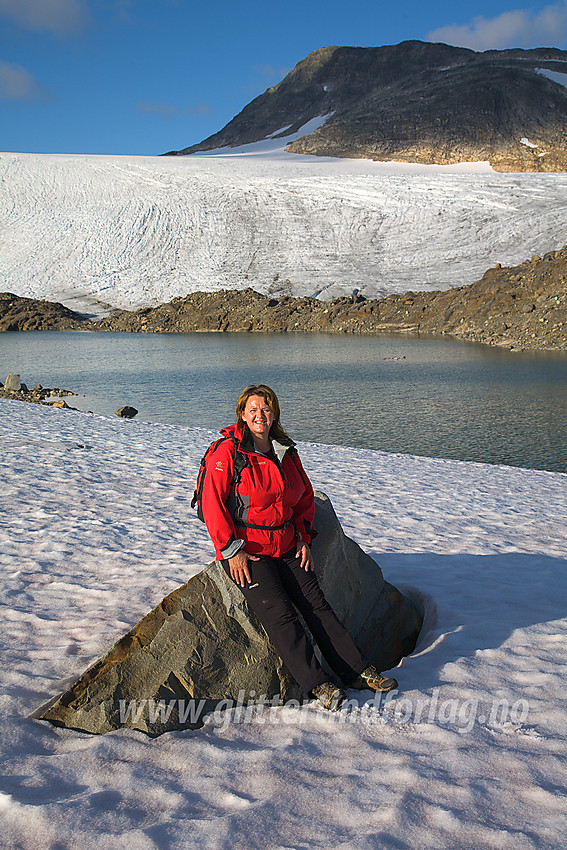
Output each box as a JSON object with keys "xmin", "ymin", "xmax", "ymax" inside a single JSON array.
[
  {"xmin": 115, "ymin": 406, "xmax": 138, "ymax": 418},
  {"xmin": 4, "ymin": 373, "xmax": 21, "ymax": 391},
  {"xmin": 34, "ymin": 492, "xmax": 422, "ymax": 736},
  {"xmin": 0, "ymin": 371, "xmax": 80, "ymax": 407}
]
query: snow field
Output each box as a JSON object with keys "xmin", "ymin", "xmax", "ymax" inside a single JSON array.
[
  {"xmin": 1, "ymin": 149, "xmax": 567, "ymax": 315},
  {"xmin": 0, "ymin": 399, "xmax": 566, "ymax": 849}
]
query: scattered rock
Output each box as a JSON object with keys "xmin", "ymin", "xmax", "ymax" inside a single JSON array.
[
  {"xmin": 34, "ymin": 492, "xmax": 422, "ymax": 736},
  {"xmin": 0, "ymin": 375, "xmax": 79, "ymax": 408},
  {"xmin": 115, "ymin": 406, "xmax": 138, "ymax": 418},
  {"xmin": 50, "ymin": 388, "xmax": 77, "ymax": 397},
  {"xmin": 4, "ymin": 373, "xmax": 21, "ymax": 391}
]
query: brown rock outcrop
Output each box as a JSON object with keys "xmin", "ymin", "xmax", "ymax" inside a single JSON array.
[
  {"xmin": 0, "ymin": 292, "xmax": 84, "ymax": 332},
  {"xmin": 90, "ymin": 247, "xmax": 567, "ymax": 350}
]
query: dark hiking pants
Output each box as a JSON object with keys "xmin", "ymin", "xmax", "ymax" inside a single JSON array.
[{"xmin": 221, "ymin": 547, "xmax": 367, "ymax": 693}]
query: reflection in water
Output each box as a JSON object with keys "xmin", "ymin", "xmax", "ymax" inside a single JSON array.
[{"xmin": 1, "ymin": 331, "xmax": 566, "ymax": 472}]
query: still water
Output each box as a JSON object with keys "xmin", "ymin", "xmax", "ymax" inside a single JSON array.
[{"xmin": 1, "ymin": 331, "xmax": 566, "ymax": 473}]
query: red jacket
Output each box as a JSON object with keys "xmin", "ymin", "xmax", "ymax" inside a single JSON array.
[{"xmin": 201, "ymin": 423, "xmax": 316, "ymax": 561}]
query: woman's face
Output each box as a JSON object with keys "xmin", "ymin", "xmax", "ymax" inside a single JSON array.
[{"xmin": 242, "ymin": 394, "xmax": 274, "ymax": 442}]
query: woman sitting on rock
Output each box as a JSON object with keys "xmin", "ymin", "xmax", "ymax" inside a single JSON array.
[{"xmin": 201, "ymin": 383, "xmax": 397, "ymax": 711}]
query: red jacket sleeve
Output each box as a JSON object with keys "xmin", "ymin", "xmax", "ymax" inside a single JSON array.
[
  {"xmin": 289, "ymin": 450, "xmax": 316, "ymax": 545},
  {"xmin": 200, "ymin": 440, "xmax": 244, "ymax": 560}
]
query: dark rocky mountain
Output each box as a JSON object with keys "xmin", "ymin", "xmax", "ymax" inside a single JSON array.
[{"xmin": 167, "ymin": 40, "xmax": 567, "ymax": 171}]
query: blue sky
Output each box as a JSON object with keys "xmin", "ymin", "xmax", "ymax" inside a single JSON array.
[{"xmin": 2, "ymin": 0, "xmax": 567, "ymax": 155}]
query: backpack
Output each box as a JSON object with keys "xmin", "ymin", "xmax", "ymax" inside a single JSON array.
[{"xmin": 191, "ymin": 434, "xmax": 248, "ymax": 522}]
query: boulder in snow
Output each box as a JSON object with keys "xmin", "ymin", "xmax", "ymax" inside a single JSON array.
[{"xmin": 34, "ymin": 492, "xmax": 422, "ymax": 736}]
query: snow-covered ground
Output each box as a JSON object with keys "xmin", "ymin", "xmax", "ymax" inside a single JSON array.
[
  {"xmin": 1, "ymin": 398, "xmax": 566, "ymax": 849},
  {"xmin": 1, "ymin": 142, "xmax": 567, "ymax": 315}
]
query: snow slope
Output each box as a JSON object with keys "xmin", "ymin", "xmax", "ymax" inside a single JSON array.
[
  {"xmin": 536, "ymin": 67, "xmax": 567, "ymax": 90},
  {"xmin": 1, "ymin": 399, "xmax": 566, "ymax": 849},
  {"xmin": 1, "ymin": 144, "xmax": 567, "ymax": 315}
]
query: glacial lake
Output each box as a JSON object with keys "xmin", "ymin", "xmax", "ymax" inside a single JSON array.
[{"xmin": 1, "ymin": 330, "xmax": 566, "ymax": 473}]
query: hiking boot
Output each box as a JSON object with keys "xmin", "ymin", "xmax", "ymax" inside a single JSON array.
[
  {"xmin": 349, "ymin": 665, "xmax": 398, "ymax": 693},
  {"xmin": 311, "ymin": 682, "xmax": 347, "ymax": 711}
]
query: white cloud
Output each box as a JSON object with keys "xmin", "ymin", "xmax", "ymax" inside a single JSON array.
[
  {"xmin": 189, "ymin": 102, "xmax": 213, "ymax": 116},
  {"xmin": 427, "ymin": 1, "xmax": 567, "ymax": 51},
  {"xmin": 254, "ymin": 64, "xmax": 289, "ymax": 81},
  {"xmin": 136, "ymin": 102, "xmax": 181, "ymax": 120},
  {"xmin": 0, "ymin": 60, "xmax": 50, "ymax": 100},
  {"xmin": 0, "ymin": 0, "xmax": 90, "ymax": 35},
  {"xmin": 135, "ymin": 102, "xmax": 213, "ymax": 120}
]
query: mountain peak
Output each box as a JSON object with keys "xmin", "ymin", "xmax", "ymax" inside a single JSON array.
[{"xmin": 167, "ymin": 40, "xmax": 567, "ymax": 172}]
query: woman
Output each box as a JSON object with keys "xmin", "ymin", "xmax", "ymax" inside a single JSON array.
[{"xmin": 201, "ymin": 384, "xmax": 397, "ymax": 711}]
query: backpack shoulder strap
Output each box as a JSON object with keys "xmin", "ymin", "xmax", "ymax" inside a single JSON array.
[
  {"xmin": 191, "ymin": 433, "xmax": 248, "ymax": 520},
  {"xmin": 229, "ymin": 433, "xmax": 248, "ymax": 483}
]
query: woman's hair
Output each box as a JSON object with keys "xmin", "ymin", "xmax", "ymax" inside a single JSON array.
[{"xmin": 236, "ymin": 384, "xmax": 290, "ymax": 442}]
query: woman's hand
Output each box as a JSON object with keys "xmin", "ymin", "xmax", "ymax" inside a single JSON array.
[
  {"xmin": 228, "ymin": 550, "xmax": 259, "ymax": 587},
  {"xmin": 297, "ymin": 542, "xmax": 314, "ymax": 572}
]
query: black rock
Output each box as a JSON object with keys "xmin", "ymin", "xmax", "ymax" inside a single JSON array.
[{"xmin": 115, "ymin": 406, "xmax": 138, "ymax": 419}]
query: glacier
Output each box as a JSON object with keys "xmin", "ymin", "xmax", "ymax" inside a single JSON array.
[{"xmin": 1, "ymin": 145, "xmax": 567, "ymax": 316}]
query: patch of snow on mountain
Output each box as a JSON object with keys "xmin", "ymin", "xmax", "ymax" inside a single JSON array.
[
  {"xmin": 536, "ymin": 67, "xmax": 567, "ymax": 89},
  {"xmin": 196, "ymin": 113, "xmax": 336, "ymax": 156},
  {"xmin": 266, "ymin": 124, "xmax": 293, "ymax": 138}
]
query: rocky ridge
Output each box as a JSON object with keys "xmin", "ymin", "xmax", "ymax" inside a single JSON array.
[
  {"xmin": 169, "ymin": 41, "xmax": 567, "ymax": 172},
  {"xmin": 3, "ymin": 247, "xmax": 565, "ymax": 350},
  {"xmin": 0, "ymin": 293, "xmax": 81, "ymax": 332}
]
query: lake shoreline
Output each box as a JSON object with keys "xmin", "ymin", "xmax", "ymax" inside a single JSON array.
[
  {"xmin": 2, "ymin": 329, "xmax": 565, "ymax": 473},
  {"xmin": 2, "ymin": 246, "xmax": 566, "ymax": 351}
]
